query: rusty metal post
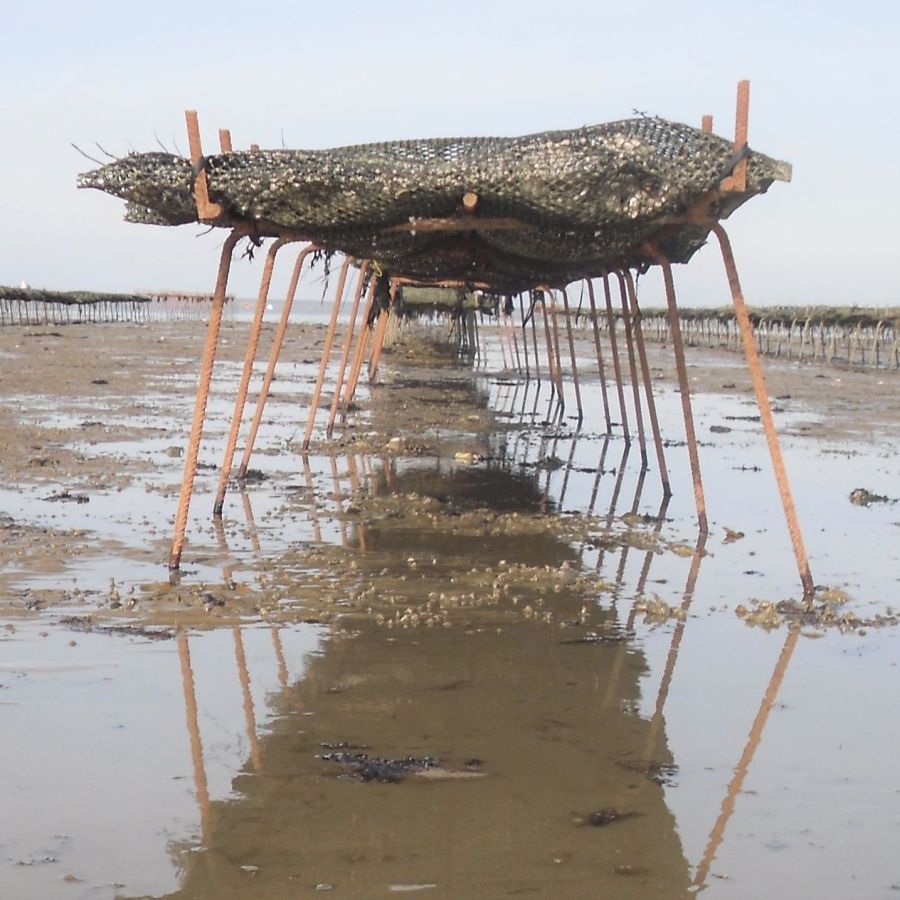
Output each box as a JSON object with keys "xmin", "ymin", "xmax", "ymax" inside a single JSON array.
[
  {"xmin": 326, "ymin": 265, "xmax": 372, "ymax": 436},
  {"xmin": 169, "ymin": 229, "xmax": 243, "ymax": 570},
  {"xmin": 602, "ymin": 275, "xmax": 630, "ymax": 442},
  {"xmin": 586, "ymin": 280, "xmax": 613, "ymax": 432},
  {"xmin": 712, "ymin": 223, "xmax": 814, "ymax": 597},
  {"xmin": 652, "ymin": 252, "xmax": 708, "ymax": 534},
  {"xmin": 368, "ymin": 279, "xmax": 399, "ymax": 382},
  {"xmin": 214, "ymin": 237, "xmax": 294, "ymax": 515},
  {"xmin": 622, "ymin": 270, "xmax": 671, "ymax": 496},
  {"xmin": 517, "ymin": 294, "xmax": 531, "ymax": 377},
  {"xmin": 539, "ymin": 294, "xmax": 560, "ymax": 402},
  {"xmin": 340, "ymin": 276, "xmax": 379, "ymax": 422},
  {"xmin": 614, "ymin": 272, "xmax": 647, "ymax": 466},
  {"xmin": 560, "ymin": 288, "xmax": 583, "ymax": 421},
  {"xmin": 301, "ymin": 256, "xmax": 353, "ymax": 451},
  {"xmin": 236, "ymin": 244, "xmax": 317, "ymax": 479}
]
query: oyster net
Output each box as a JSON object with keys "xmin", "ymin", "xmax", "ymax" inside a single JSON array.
[{"xmin": 78, "ymin": 117, "xmax": 790, "ymax": 292}]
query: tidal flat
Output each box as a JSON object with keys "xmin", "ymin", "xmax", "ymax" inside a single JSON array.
[{"xmin": 0, "ymin": 314, "xmax": 898, "ymax": 899}]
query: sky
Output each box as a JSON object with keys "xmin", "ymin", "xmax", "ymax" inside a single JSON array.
[{"xmin": 1, "ymin": 0, "xmax": 898, "ymax": 309}]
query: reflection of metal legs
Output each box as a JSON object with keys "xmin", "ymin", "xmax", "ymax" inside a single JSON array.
[
  {"xmin": 169, "ymin": 230, "xmax": 243, "ymax": 570},
  {"xmin": 178, "ymin": 633, "xmax": 210, "ymax": 842},
  {"xmin": 712, "ymin": 223, "xmax": 814, "ymax": 598},
  {"xmin": 693, "ymin": 628, "xmax": 799, "ymax": 889}
]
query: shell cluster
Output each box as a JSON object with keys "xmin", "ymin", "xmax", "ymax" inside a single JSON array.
[{"xmin": 78, "ymin": 117, "xmax": 790, "ymax": 291}]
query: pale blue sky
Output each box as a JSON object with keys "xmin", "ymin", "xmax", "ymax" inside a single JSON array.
[{"xmin": 1, "ymin": 0, "xmax": 897, "ymax": 307}]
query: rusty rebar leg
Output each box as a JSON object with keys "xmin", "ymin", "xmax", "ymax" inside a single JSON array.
[
  {"xmin": 236, "ymin": 244, "xmax": 316, "ymax": 479},
  {"xmin": 655, "ymin": 254, "xmax": 708, "ymax": 534},
  {"xmin": 547, "ymin": 291, "xmax": 565, "ymax": 399},
  {"xmin": 214, "ymin": 237, "xmax": 292, "ymax": 516},
  {"xmin": 586, "ymin": 280, "xmax": 612, "ymax": 432},
  {"xmin": 301, "ymin": 257, "xmax": 353, "ymax": 451},
  {"xmin": 712, "ymin": 223, "xmax": 814, "ymax": 597},
  {"xmin": 326, "ymin": 263, "xmax": 371, "ymax": 438},
  {"xmin": 560, "ymin": 289, "xmax": 583, "ymax": 421},
  {"xmin": 527, "ymin": 294, "xmax": 542, "ymax": 380},
  {"xmin": 622, "ymin": 270, "xmax": 670, "ymax": 496},
  {"xmin": 169, "ymin": 230, "xmax": 242, "ymax": 570},
  {"xmin": 602, "ymin": 275, "xmax": 630, "ymax": 442},
  {"xmin": 518, "ymin": 295, "xmax": 531, "ymax": 378},
  {"xmin": 340, "ymin": 278, "xmax": 378, "ymax": 422},
  {"xmin": 540, "ymin": 295, "xmax": 559, "ymax": 403},
  {"xmin": 615, "ymin": 272, "xmax": 647, "ymax": 466},
  {"xmin": 368, "ymin": 279, "xmax": 398, "ymax": 382}
]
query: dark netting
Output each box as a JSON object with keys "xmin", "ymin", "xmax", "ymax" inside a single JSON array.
[{"xmin": 78, "ymin": 117, "xmax": 790, "ymax": 292}]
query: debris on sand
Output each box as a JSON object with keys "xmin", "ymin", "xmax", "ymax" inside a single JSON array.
[
  {"xmin": 849, "ymin": 487, "xmax": 895, "ymax": 507},
  {"xmin": 318, "ymin": 748, "xmax": 485, "ymax": 783},
  {"xmin": 735, "ymin": 591, "xmax": 899, "ymax": 632}
]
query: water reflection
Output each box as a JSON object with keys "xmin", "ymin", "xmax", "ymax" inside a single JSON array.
[{"xmin": 169, "ymin": 458, "xmax": 693, "ymax": 897}]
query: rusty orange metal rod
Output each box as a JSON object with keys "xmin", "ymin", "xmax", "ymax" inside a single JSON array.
[
  {"xmin": 652, "ymin": 252, "xmax": 708, "ymax": 534},
  {"xmin": 586, "ymin": 280, "xmax": 612, "ymax": 432},
  {"xmin": 545, "ymin": 290, "xmax": 567, "ymax": 402},
  {"xmin": 712, "ymin": 223, "xmax": 814, "ymax": 597},
  {"xmin": 560, "ymin": 288, "xmax": 583, "ymax": 421},
  {"xmin": 326, "ymin": 265, "xmax": 372, "ymax": 437},
  {"xmin": 369, "ymin": 279, "xmax": 399, "ymax": 382},
  {"xmin": 214, "ymin": 237, "xmax": 295, "ymax": 516},
  {"xmin": 622, "ymin": 270, "xmax": 671, "ymax": 496},
  {"xmin": 169, "ymin": 229, "xmax": 243, "ymax": 570},
  {"xmin": 614, "ymin": 272, "xmax": 648, "ymax": 466},
  {"xmin": 602, "ymin": 275, "xmax": 630, "ymax": 442},
  {"xmin": 517, "ymin": 294, "xmax": 531, "ymax": 377},
  {"xmin": 539, "ymin": 293, "xmax": 560, "ymax": 402},
  {"xmin": 236, "ymin": 244, "xmax": 318, "ymax": 479},
  {"xmin": 301, "ymin": 256, "xmax": 353, "ymax": 451},
  {"xmin": 340, "ymin": 276, "xmax": 379, "ymax": 423}
]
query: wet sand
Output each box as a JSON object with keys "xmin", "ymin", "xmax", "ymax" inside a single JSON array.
[{"xmin": 1, "ymin": 315, "xmax": 899, "ymax": 898}]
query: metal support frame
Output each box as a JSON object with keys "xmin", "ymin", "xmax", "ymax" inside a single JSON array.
[
  {"xmin": 301, "ymin": 257, "xmax": 353, "ymax": 451},
  {"xmin": 602, "ymin": 275, "xmax": 630, "ymax": 441},
  {"xmin": 712, "ymin": 223, "xmax": 814, "ymax": 597},
  {"xmin": 614, "ymin": 272, "xmax": 648, "ymax": 466},
  {"xmin": 621, "ymin": 270, "xmax": 671, "ymax": 496},
  {"xmin": 214, "ymin": 236, "xmax": 297, "ymax": 515},
  {"xmin": 649, "ymin": 251, "xmax": 708, "ymax": 534},
  {"xmin": 236, "ymin": 244, "xmax": 318, "ymax": 478}
]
